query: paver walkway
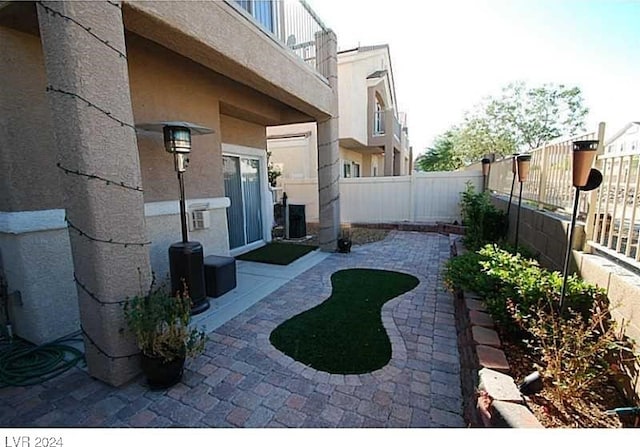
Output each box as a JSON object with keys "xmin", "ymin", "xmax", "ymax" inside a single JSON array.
[{"xmin": 0, "ymin": 231, "xmax": 465, "ymax": 428}]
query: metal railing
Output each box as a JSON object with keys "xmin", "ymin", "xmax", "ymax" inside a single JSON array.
[
  {"xmin": 587, "ymin": 149, "xmax": 640, "ymax": 265},
  {"xmin": 484, "ymin": 122, "xmax": 640, "ymax": 267},
  {"xmin": 393, "ymin": 116, "xmax": 402, "ymax": 140},
  {"xmin": 487, "ymin": 128, "xmax": 602, "ymax": 217},
  {"xmin": 229, "ymin": 0, "xmax": 328, "ymax": 71}
]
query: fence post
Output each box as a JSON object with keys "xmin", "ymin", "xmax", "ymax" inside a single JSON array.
[
  {"xmin": 409, "ymin": 173, "xmax": 416, "ymax": 222},
  {"xmin": 583, "ymin": 122, "xmax": 606, "ymax": 251}
]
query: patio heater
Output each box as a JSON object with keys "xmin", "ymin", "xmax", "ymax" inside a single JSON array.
[
  {"xmin": 559, "ymin": 140, "xmax": 602, "ymax": 313},
  {"xmin": 481, "ymin": 158, "xmax": 491, "ymax": 192},
  {"xmin": 514, "ymin": 154, "xmax": 531, "ymax": 253},
  {"xmin": 506, "ymin": 153, "xmax": 519, "ymax": 217},
  {"xmin": 136, "ymin": 121, "xmax": 214, "ymax": 315}
]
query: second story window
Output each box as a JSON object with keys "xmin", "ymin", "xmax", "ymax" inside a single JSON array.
[
  {"xmin": 374, "ymin": 97, "xmax": 384, "ymax": 135},
  {"xmin": 235, "ymin": 0, "xmax": 275, "ymax": 33}
]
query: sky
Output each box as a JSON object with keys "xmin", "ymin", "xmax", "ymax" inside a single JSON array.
[{"xmin": 305, "ymin": 0, "xmax": 640, "ymax": 156}]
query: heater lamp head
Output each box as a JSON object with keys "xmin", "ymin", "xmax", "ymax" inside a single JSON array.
[{"xmin": 163, "ymin": 126, "xmax": 191, "ymax": 154}]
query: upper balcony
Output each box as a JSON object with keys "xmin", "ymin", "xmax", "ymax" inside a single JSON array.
[
  {"xmin": 0, "ymin": 1, "xmax": 335, "ymax": 121},
  {"xmin": 229, "ymin": 0, "xmax": 328, "ymax": 72},
  {"xmin": 122, "ymin": 0, "xmax": 334, "ymax": 121},
  {"xmin": 369, "ymin": 108, "xmax": 402, "ymax": 146}
]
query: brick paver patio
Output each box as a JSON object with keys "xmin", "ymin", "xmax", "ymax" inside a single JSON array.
[{"xmin": 0, "ymin": 231, "xmax": 465, "ymax": 428}]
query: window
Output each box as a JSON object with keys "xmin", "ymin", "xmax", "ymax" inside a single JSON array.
[
  {"xmin": 373, "ymin": 97, "xmax": 384, "ymax": 135},
  {"xmin": 235, "ymin": 0, "xmax": 275, "ymax": 33},
  {"xmin": 352, "ymin": 162, "xmax": 360, "ymax": 178},
  {"xmin": 373, "ymin": 166, "xmax": 378, "ymax": 177},
  {"xmin": 343, "ymin": 163, "xmax": 351, "ymax": 178}
]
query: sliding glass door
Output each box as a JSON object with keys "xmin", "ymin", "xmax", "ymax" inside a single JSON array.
[{"xmin": 223, "ymin": 155, "xmax": 263, "ymax": 250}]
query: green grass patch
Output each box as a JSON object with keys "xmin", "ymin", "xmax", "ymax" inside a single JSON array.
[
  {"xmin": 269, "ymin": 268, "xmax": 419, "ymax": 374},
  {"xmin": 236, "ymin": 242, "xmax": 318, "ymax": 265}
]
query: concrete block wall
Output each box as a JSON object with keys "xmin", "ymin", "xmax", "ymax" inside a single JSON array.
[
  {"xmin": 490, "ymin": 195, "xmax": 583, "ymax": 273},
  {"xmin": 576, "ymin": 252, "xmax": 640, "ymax": 401}
]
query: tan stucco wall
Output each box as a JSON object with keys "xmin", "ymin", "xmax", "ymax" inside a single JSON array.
[
  {"xmin": 128, "ymin": 34, "xmax": 222, "ymax": 203},
  {"xmin": 267, "ymin": 123, "xmax": 317, "ymax": 180},
  {"xmin": 0, "ymin": 27, "xmax": 62, "ymax": 212},
  {"xmin": 122, "ymin": 0, "xmax": 332, "ymax": 121},
  {"xmin": 1, "ymin": 25, "xmax": 318, "ymax": 210},
  {"xmin": 220, "ymin": 114, "xmax": 265, "ymax": 150}
]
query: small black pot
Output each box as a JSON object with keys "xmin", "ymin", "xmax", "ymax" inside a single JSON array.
[
  {"xmin": 337, "ymin": 238, "xmax": 352, "ymax": 253},
  {"xmin": 140, "ymin": 353, "xmax": 185, "ymax": 390}
]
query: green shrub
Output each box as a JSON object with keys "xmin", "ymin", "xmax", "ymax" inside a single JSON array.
[
  {"xmin": 479, "ymin": 245, "xmax": 607, "ymax": 321},
  {"xmin": 460, "ymin": 183, "xmax": 508, "ymax": 251},
  {"xmin": 444, "ymin": 243, "xmax": 633, "ymax": 402},
  {"xmin": 443, "ymin": 251, "xmax": 497, "ymax": 297}
]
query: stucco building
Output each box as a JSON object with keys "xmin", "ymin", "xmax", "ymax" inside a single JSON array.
[
  {"xmin": 0, "ymin": 0, "xmax": 340, "ymax": 385},
  {"xmin": 267, "ymin": 44, "xmax": 412, "ymax": 181}
]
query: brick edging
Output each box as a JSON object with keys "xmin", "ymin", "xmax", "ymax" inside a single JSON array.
[
  {"xmin": 351, "ymin": 222, "xmax": 465, "ymax": 235},
  {"xmin": 450, "ymin": 237, "xmax": 543, "ymax": 428}
]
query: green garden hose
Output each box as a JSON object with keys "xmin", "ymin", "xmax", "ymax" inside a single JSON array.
[{"xmin": 0, "ymin": 334, "xmax": 85, "ymax": 387}]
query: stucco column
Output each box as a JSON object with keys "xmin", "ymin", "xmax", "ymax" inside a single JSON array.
[
  {"xmin": 37, "ymin": 1, "xmax": 151, "ymax": 386},
  {"xmin": 316, "ymin": 30, "xmax": 340, "ymax": 251}
]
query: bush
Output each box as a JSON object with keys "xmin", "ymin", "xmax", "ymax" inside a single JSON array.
[
  {"xmin": 443, "ymin": 251, "xmax": 497, "ymax": 297},
  {"xmin": 460, "ymin": 183, "xmax": 508, "ymax": 251},
  {"xmin": 519, "ymin": 300, "xmax": 625, "ymax": 401},
  {"xmin": 445, "ymin": 243, "xmax": 633, "ymax": 402}
]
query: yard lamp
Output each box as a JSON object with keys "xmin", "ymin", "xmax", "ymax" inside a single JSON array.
[
  {"xmin": 559, "ymin": 140, "xmax": 602, "ymax": 313},
  {"xmin": 481, "ymin": 158, "xmax": 491, "ymax": 192},
  {"xmin": 136, "ymin": 121, "xmax": 214, "ymax": 315},
  {"xmin": 506, "ymin": 153, "xmax": 519, "ymax": 217},
  {"xmin": 514, "ymin": 154, "xmax": 531, "ymax": 253}
]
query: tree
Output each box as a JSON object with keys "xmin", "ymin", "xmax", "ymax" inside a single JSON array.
[
  {"xmin": 485, "ymin": 81, "xmax": 588, "ymax": 151},
  {"xmin": 415, "ymin": 131, "xmax": 463, "ymax": 172},
  {"xmin": 452, "ymin": 115, "xmax": 516, "ymax": 163},
  {"xmin": 452, "ymin": 81, "xmax": 588, "ymax": 162}
]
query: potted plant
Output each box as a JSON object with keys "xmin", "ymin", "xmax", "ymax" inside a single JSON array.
[
  {"xmin": 337, "ymin": 227, "xmax": 352, "ymax": 253},
  {"xmin": 123, "ymin": 281, "xmax": 207, "ymax": 389}
]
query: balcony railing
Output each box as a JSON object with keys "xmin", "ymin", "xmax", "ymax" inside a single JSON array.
[
  {"xmin": 393, "ymin": 117, "xmax": 402, "ymax": 140},
  {"xmin": 373, "ymin": 109, "xmax": 403, "ymax": 140},
  {"xmin": 229, "ymin": 0, "xmax": 328, "ymax": 72}
]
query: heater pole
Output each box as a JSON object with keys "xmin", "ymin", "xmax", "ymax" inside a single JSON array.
[{"xmin": 177, "ymin": 170, "xmax": 189, "ymax": 243}]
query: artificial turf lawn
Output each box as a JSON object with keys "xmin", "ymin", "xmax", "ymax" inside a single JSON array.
[
  {"xmin": 269, "ymin": 268, "xmax": 420, "ymax": 374},
  {"xmin": 236, "ymin": 242, "xmax": 318, "ymax": 265}
]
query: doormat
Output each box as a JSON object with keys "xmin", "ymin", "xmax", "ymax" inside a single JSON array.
[{"xmin": 236, "ymin": 242, "xmax": 318, "ymax": 265}]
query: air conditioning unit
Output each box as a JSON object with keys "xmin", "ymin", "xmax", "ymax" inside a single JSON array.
[{"xmin": 189, "ymin": 208, "xmax": 210, "ymax": 231}]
